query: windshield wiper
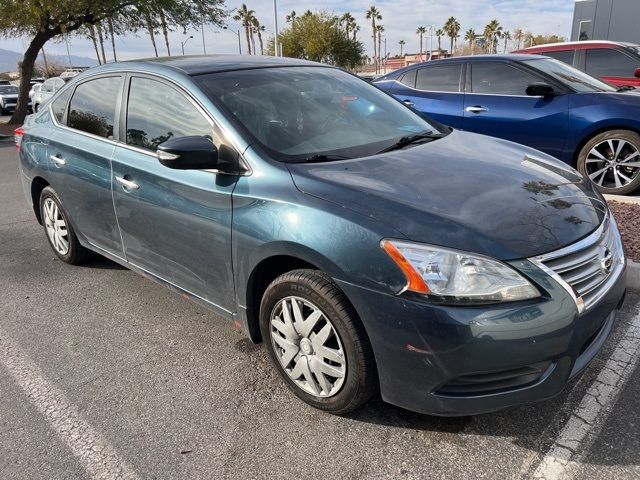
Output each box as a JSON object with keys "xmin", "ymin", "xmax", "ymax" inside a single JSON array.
[
  {"xmin": 377, "ymin": 131, "xmax": 444, "ymax": 154},
  {"xmin": 617, "ymin": 85, "xmax": 636, "ymax": 92},
  {"xmin": 299, "ymin": 154, "xmax": 353, "ymax": 163}
]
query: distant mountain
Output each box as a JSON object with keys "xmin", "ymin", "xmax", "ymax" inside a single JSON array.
[{"xmin": 0, "ymin": 48, "xmax": 98, "ymax": 74}]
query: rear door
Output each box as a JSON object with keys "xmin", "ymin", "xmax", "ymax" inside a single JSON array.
[
  {"xmin": 386, "ymin": 63, "xmax": 465, "ymax": 128},
  {"xmin": 111, "ymin": 74, "xmax": 238, "ymax": 312},
  {"xmin": 462, "ymin": 61, "xmax": 569, "ymax": 159},
  {"xmin": 46, "ymin": 75, "xmax": 124, "ymax": 257}
]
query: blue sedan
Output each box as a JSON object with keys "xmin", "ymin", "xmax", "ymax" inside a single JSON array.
[{"xmin": 375, "ymin": 54, "xmax": 640, "ymax": 195}]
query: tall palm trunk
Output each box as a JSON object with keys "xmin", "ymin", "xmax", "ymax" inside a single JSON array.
[
  {"xmin": 160, "ymin": 10, "xmax": 171, "ymax": 56},
  {"xmin": 378, "ymin": 34, "xmax": 382, "ymax": 71},
  {"xmin": 96, "ymin": 23, "xmax": 107, "ymax": 64},
  {"xmin": 371, "ymin": 20, "xmax": 377, "ymax": 74},
  {"xmin": 107, "ymin": 18, "xmax": 117, "ymax": 61},
  {"xmin": 145, "ymin": 13, "xmax": 158, "ymax": 57},
  {"xmin": 450, "ymin": 36, "xmax": 454, "ymax": 56},
  {"xmin": 250, "ymin": 28, "xmax": 256, "ymax": 55},
  {"xmin": 244, "ymin": 25, "xmax": 252, "ymax": 55},
  {"xmin": 257, "ymin": 29, "xmax": 264, "ymax": 55},
  {"xmin": 88, "ymin": 25, "xmax": 102, "ymax": 64}
]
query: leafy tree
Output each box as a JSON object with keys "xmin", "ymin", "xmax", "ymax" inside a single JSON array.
[
  {"xmin": 483, "ymin": 19, "xmax": 502, "ymax": 54},
  {"xmin": 267, "ymin": 11, "xmax": 365, "ymax": 69},
  {"xmin": 0, "ymin": 0, "xmax": 227, "ymax": 124},
  {"xmin": 464, "ymin": 28, "xmax": 476, "ymax": 48}
]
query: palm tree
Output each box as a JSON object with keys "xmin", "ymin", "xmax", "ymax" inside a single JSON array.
[
  {"xmin": 503, "ymin": 30, "xmax": 511, "ymax": 53},
  {"xmin": 484, "ymin": 19, "xmax": 502, "ymax": 54},
  {"xmin": 340, "ymin": 13, "xmax": 355, "ymax": 38},
  {"xmin": 376, "ymin": 24, "xmax": 385, "ymax": 70},
  {"xmin": 159, "ymin": 10, "xmax": 170, "ymax": 56},
  {"xmin": 443, "ymin": 16, "xmax": 461, "ymax": 55},
  {"xmin": 435, "ymin": 28, "xmax": 444, "ymax": 55},
  {"xmin": 366, "ymin": 6, "xmax": 382, "ymax": 73},
  {"xmin": 464, "ymin": 28, "xmax": 476, "ymax": 53},
  {"xmin": 286, "ymin": 10, "xmax": 297, "ymax": 24},
  {"xmin": 87, "ymin": 25, "xmax": 102, "ymax": 65},
  {"xmin": 513, "ymin": 28, "xmax": 524, "ymax": 50},
  {"xmin": 399, "ymin": 39, "xmax": 406, "ymax": 57},
  {"xmin": 234, "ymin": 4, "xmax": 255, "ymax": 55},
  {"xmin": 107, "ymin": 18, "xmax": 117, "ymax": 61},
  {"xmin": 416, "ymin": 26, "xmax": 427, "ymax": 59},
  {"xmin": 252, "ymin": 17, "xmax": 265, "ymax": 55},
  {"xmin": 353, "ymin": 25, "xmax": 360, "ymax": 42},
  {"xmin": 96, "ymin": 22, "xmax": 108, "ymax": 62}
]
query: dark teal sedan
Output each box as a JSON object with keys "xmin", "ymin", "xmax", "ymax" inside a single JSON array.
[{"xmin": 16, "ymin": 56, "xmax": 626, "ymax": 416}]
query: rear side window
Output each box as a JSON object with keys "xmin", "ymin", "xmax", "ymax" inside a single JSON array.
[
  {"xmin": 542, "ymin": 50, "xmax": 575, "ymax": 65},
  {"xmin": 471, "ymin": 62, "xmax": 539, "ymax": 95},
  {"xmin": 415, "ymin": 65, "xmax": 461, "ymax": 92},
  {"xmin": 126, "ymin": 77, "xmax": 213, "ymax": 151},
  {"xmin": 399, "ymin": 70, "xmax": 417, "ymax": 88},
  {"xmin": 50, "ymin": 88, "xmax": 72, "ymax": 124},
  {"xmin": 67, "ymin": 76, "xmax": 121, "ymax": 138},
  {"xmin": 586, "ymin": 48, "xmax": 640, "ymax": 77}
]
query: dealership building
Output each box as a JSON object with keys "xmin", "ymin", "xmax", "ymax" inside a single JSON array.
[{"xmin": 572, "ymin": 0, "xmax": 640, "ymax": 43}]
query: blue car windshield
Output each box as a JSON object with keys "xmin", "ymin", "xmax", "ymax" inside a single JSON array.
[
  {"xmin": 196, "ymin": 66, "xmax": 441, "ymax": 161},
  {"xmin": 522, "ymin": 57, "xmax": 616, "ymax": 93}
]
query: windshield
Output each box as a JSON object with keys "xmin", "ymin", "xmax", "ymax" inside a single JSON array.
[
  {"xmin": 522, "ymin": 57, "xmax": 616, "ymax": 93},
  {"xmin": 196, "ymin": 66, "xmax": 440, "ymax": 161},
  {"xmin": 624, "ymin": 45, "xmax": 640, "ymax": 57},
  {"xmin": 0, "ymin": 86, "xmax": 18, "ymax": 94}
]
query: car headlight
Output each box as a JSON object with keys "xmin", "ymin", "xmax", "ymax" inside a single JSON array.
[{"xmin": 381, "ymin": 239, "xmax": 540, "ymax": 304}]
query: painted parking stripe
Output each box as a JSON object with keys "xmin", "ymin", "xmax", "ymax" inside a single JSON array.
[
  {"xmin": 532, "ymin": 305, "xmax": 640, "ymax": 480},
  {"xmin": 0, "ymin": 328, "xmax": 140, "ymax": 480}
]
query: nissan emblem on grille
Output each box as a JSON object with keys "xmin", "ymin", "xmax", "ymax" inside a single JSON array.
[{"xmin": 599, "ymin": 246, "xmax": 613, "ymax": 274}]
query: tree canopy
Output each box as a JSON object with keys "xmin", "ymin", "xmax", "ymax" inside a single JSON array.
[{"xmin": 268, "ymin": 11, "xmax": 365, "ymax": 69}]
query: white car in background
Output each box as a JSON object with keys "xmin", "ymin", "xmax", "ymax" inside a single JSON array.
[
  {"xmin": 31, "ymin": 77, "xmax": 68, "ymax": 112},
  {"xmin": 0, "ymin": 84, "xmax": 33, "ymax": 114},
  {"xmin": 29, "ymin": 83, "xmax": 42, "ymax": 101}
]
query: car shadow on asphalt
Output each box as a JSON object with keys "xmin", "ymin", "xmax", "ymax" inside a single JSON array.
[{"xmin": 81, "ymin": 254, "xmax": 127, "ymax": 270}]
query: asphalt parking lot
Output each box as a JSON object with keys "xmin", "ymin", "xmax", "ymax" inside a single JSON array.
[{"xmin": 0, "ymin": 141, "xmax": 639, "ymax": 480}]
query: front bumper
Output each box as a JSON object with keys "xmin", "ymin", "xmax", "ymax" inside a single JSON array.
[{"xmin": 336, "ymin": 260, "xmax": 626, "ymax": 416}]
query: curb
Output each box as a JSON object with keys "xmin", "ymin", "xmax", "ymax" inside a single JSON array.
[
  {"xmin": 627, "ymin": 260, "xmax": 640, "ymax": 290},
  {"xmin": 604, "ymin": 194, "xmax": 640, "ymax": 206}
]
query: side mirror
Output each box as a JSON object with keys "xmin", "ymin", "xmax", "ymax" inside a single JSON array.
[
  {"xmin": 526, "ymin": 83, "xmax": 555, "ymax": 97},
  {"xmin": 157, "ymin": 136, "xmax": 219, "ymax": 170},
  {"xmin": 634, "ymin": 68, "xmax": 640, "ymax": 78}
]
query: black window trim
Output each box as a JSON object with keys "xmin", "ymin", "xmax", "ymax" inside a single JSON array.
[{"xmin": 50, "ymin": 73, "xmax": 124, "ymax": 145}]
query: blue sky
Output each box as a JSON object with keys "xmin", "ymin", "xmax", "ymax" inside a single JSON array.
[{"xmin": 0, "ymin": 0, "xmax": 576, "ymax": 61}]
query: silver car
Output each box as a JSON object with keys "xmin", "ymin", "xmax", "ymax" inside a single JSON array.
[
  {"xmin": 0, "ymin": 84, "xmax": 32, "ymax": 114},
  {"xmin": 32, "ymin": 77, "xmax": 67, "ymax": 112},
  {"xmin": 29, "ymin": 83, "xmax": 42, "ymax": 101}
]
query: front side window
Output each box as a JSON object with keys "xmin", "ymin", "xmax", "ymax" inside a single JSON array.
[
  {"xmin": 67, "ymin": 76, "xmax": 121, "ymax": 138},
  {"xmin": 196, "ymin": 66, "xmax": 439, "ymax": 161},
  {"xmin": 126, "ymin": 77, "xmax": 213, "ymax": 151},
  {"xmin": 522, "ymin": 58, "xmax": 615, "ymax": 93},
  {"xmin": 41, "ymin": 80, "xmax": 55, "ymax": 93},
  {"xmin": 50, "ymin": 88, "xmax": 72, "ymax": 123},
  {"xmin": 415, "ymin": 65, "xmax": 462, "ymax": 92},
  {"xmin": 586, "ymin": 48, "xmax": 640, "ymax": 77},
  {"xmin": 471, "ymin": 62, "xmax": 539, "ymax": 95}
]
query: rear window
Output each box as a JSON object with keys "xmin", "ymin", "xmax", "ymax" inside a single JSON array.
[{"xmin": 415, "ymin": 65, "xmax": 461, "ymax": 92}]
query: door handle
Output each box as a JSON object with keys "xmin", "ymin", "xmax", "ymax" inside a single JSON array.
[
  {"xmin": 115, "ymin": 176, "xmax": 140, "ymax": 190},
  {"xmin": 403, "ymin": 99, "xmax": 415, "ymax": 107},
  {"xmin": 49, "ymin": 155, "xmax": 66, "ymax": 167},
  {"xmin": 465, "ymin": 106, "xmax": 488, "ymax": 114}
]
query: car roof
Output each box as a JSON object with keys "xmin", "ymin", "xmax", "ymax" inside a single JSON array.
[
  {"xmin": 397, "ymin": 54, "xmax": 540, "ymax": 67},
  {"xmin": 90, "ymin": 55, "xmax": 324, "ymax": 77},
  {"xmin": 515, "ymin": 40, "xmax": 638, "ymax": 52}
]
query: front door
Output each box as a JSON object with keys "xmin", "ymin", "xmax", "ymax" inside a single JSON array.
[
  {"xmin": 462, "ymin": 61, "xmax": 569, "ymax": 159},
  {"xmin": 111, "ymin": 75, "xmax": 238, "ymax": 312}
]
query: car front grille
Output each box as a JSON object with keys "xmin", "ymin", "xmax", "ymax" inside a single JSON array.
[{"xmin": 530, "ymin": 214, "xmax": 625, "ymax": 313}]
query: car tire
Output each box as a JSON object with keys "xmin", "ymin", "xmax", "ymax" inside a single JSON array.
[
  {"xmin": 39, "ymin": 186, "xmax": 91, "ymax": 264},
  {"xmin": 577, "ymin": 130, "xmax": 640, "ymax": 195},
  {"xmin": 260, "ymin": 269, "xmax": 377, "ymax": 414}
]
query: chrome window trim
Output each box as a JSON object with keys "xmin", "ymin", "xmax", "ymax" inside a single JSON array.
[{"xmin": 528, "ymin": 213, "xmax": 626, "ymax": 314}]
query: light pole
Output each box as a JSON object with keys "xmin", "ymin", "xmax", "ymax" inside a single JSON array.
[
  {"xmin": 181, "ymin": 35, "xmax": 194, "ymax": 56},
  {"xmin": 223, "ymin": 26, "xmax": 242, "ymax": 54},
  {"xmin": 201, "ymin": 20, "xmax": 207, "ymax": 54},
  {"xmin": 273, "ymin": 0, "xmax": 280, "ymax": 56},
  {"xmin": 427, "ymin": 25, "xmax": 436, "ymax": 61}
]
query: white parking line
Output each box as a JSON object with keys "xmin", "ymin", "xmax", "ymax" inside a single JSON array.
[
  {"xmin": 532, "ymin": 305, "xmax": 640, "ymax": 480},
  {"xmin": 0, "ymin": 328, "xmax": 140, "ymax": 480}
]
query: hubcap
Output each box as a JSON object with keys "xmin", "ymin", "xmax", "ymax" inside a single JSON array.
[
  {"xmin": 43, "ymin": 198, "xmax": 69, "ymax": 255},
  {"xmin": 269, "ymin": 296, "xmax": 346, "ymax": 398},
  {"xmin": 585, "ymin": 138, "xmax": 640, "ymax": 190}
]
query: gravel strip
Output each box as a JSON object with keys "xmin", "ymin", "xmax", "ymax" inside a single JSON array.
[{"xmin": 609, "ymin": 200, "xmax": 640, "ymax": 262}]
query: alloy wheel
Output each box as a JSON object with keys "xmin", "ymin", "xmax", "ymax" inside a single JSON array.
[
  {"xmin": 269, "ymin": 296, "xmax": 346, "ymax": 398},
  {"xmin": 43, "ymin": 198, "xmax": 69, "ymax": 255},
  {"xmin": 585, "ymin": 138, "xmax": 640, "ymax": 190}
]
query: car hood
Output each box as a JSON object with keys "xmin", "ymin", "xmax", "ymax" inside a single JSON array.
[{"xmin": 287, "ymin": 130, "xmax": 607, "ymax": 260}]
